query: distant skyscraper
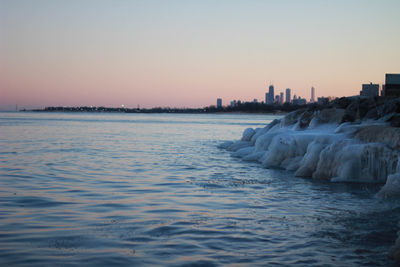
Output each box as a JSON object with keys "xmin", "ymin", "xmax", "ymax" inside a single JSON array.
[
  {"xmin": 275, "ymin": 95, "xmax": 279, "ymax": 103},
  {"xmin": 285, "ymin": 88, "xmax": 291, "ymax": 103},
  {"xmin": 217, "ymin": 98, "xmax": 222, "ymax": 108},
  {"xmin": 293, "ymin": 94, "xmax": 297, "ymax": 100},
  {"xmin": 310, "ymin": 87, "xmax": 315, "ymax": 102},
  {"xmin": 268, "ymin": 85, "xmax": 274, "ymax": 104},
  {"xmin": 279, "ymin": 92, "xmax": 284, "ymax": 104}
]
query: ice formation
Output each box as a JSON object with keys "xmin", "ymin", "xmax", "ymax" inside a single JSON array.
[
  {"xmin": 221, "ymin": 96, "xmax": 400, "ymax": 260},
  {"xmin": 225, "ymin": 115, "xmax": 400, "ymax": 184},
  {"xmin": 222, "ymin": 97, "xmax": 400, "ymax": 186},
  {"xmin": 221, "ymin": 96, "xmax": 400, "ymax": 261}
]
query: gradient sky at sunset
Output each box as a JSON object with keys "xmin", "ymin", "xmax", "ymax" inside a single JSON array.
[{"xmin": 1, "ymin": 0, "xmax": 400, "ymax": 110}]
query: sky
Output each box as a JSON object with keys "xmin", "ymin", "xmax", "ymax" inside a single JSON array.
[{"xmin": 0, "ymin": 0, "xmax": 400, "ymax": 110}]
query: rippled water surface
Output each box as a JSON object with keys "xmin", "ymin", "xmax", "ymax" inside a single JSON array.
[{"xmin": 1, "ymin": 112, "xmax": 400, "ymax": 266}]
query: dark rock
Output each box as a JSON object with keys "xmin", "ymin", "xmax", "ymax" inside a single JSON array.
[
  {"xmin": 316, "ymin": 108, "xmax": 346, "ymax": 124},
  {"xmin": 331, "ymin": 97, "xmax": 356, "ymax": 109},
  {"xmin": 342, "ymin": 100, "xmax": 359, "ymax": 123},
  {"xmin": 358, "ymin": 97, "xmax": 377, "ymax": 119},
  {"xmin": 298, "ymin": 111, "xmax": 314, "ymax": 129},
  {"xmin": 280, "ymin": 109, "xmax": 306, "ymax": 127},
  {"xmin": 364, "ymin": 108, "xmax": 379, "ymax": 120},
  {"xmin": 378, "ymin": 98, "xmax": 400, "ymax": 117},
  {"xmin": 354, "ymin": 125, "xmax": 400, "ymax": 150},
  {"xmin": 388, "ymin": 114, "xmax": 400, "ymax": 128}
]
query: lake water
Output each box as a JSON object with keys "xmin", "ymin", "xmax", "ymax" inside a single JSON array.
[{"xmin": 1, "ymin": 112, "xmax": 399, "ymax": 266}]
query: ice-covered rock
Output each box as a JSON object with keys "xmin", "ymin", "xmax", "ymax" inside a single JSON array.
[
  {"xmin": 314, "ymin": 142, "xmax": 399, "ymax": 183},
  {"xmin": 261, "ymin": 133, "xmax": 316, "ymax": 169},
  {"xmin": 280, "ymin": 109, "xmax": 305, "ymax": 127},
  {"xmin": 354, "ymin": 125, "xmax": 400, "ymax": 150},
  {"xmin": 389, "ymin": 236, "xmax": 400, "ymax": 262},
  {"xmin": 376, "ymin": 173, "xmax": 400, "ymax": 198},
  {"xmin": 250, "ymin": 119, "xmax": 281, "ymax": 144},
  {"xmin": 316, "ymin": 108, "xmax": 346, "ymax": 124},
  {"xmin": 241, "ymin": 128, "xmax": 256, "ymax": 141},
  {"xmin": 232, "ymin": 146, "xmax": 254, "ymax": 158},
  {"xmin": 227, "ymin": 141, "xmax": 251, "ymax": 152},
  {"xmin": 254, "ymin": 132, "xmax": 281, "ymax": 152},
  {"xmin": 243, "ymin": 151, "xmax": 265, "ymax": 162},
  {"xmin": 295, "ymin": 138, "xmax": 331, "ymax": 177},
  {"xmin": 220, "ymin": 96, "xmax": 400, "ymax": 262},
  {"xmin": 221, "ymin": 96, "xmax": 400, "ymax": 184},
  {"xmin": 218, "ymin": 141, "xmax": 234, "ymax": 149}
]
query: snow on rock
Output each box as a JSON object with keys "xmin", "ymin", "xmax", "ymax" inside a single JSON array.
[
  {"xmin": 250, "ymin": 119, "xmax": 280, "ymax": 144},
  {"xmin": 355, "ymin": 125, "xmax": 400, "ymax": 150},
  {"xmin": 241, "ymin": 128, "xmax": 256, "ymax": 141},
  {"xmin": 220, "ymin": 96, "xmax": 400, "ymax": 185},
  {"xmin": 377, "ymin": 156, "xmax": 400, "ymax": 198},
  {"xmin": 330, "ymin": 143, "xmax": 398, "ymax": 183},
  {"xmin": 227, "ymin": 141, "xmax": 252, "ymax": 152},
  {"xmin": 261, "ymin": 133, "xmax": 316, "ymax": 169},
  {"xmin": 295, "ymin": 135, "xmax": 338, "ymax": 177}
]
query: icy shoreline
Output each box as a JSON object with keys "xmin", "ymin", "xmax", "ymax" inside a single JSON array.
[{"xmin": 220, "ymin": 96, "xmax": 400, "ymax": 260}]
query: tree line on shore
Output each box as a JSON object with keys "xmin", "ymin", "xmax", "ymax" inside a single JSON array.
[{"xmin": 27, "ymin": 101, "xmax": 330, "ymax": 114}]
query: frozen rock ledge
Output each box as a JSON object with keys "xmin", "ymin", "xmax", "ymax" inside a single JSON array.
[{"xmin": 220, "ymin": 96, "xmax": 400, "ymax": 260}]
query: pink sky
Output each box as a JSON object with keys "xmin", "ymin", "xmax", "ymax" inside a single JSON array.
[{"xmin": 1, "ymin": 0, "xmax": 399, "ymax": 110}]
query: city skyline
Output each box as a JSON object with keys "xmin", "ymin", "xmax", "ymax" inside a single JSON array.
[{"xmin": 1, "ymin": 0, "xmax": 400, "ymax": 110}]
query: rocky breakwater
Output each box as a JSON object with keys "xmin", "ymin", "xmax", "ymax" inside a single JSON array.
[{"xmin": 219, "ymin": 96, "xmax": 400, "ymax": 260}]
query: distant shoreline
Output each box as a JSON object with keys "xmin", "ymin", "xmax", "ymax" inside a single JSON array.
[{"xmin": 21, "ymin": 102, "xmax": 331, "ymax": 114}]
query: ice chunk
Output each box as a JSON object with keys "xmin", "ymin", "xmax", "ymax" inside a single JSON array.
[
  {"xmin": 218, "ymin": 141, "xmax": 234, "ymax": 149},
  {"xmin": 243, "ymin": 151, "xmax": 265, "ymax": 162},
  {"xmin": 241, "ymin": 128, "xmax": 255, "ymax": 141},
  {"xmin": 376, "ymin": 173, "xmax": 400, "ymax": 198},
  {"xmin": 315, "ymin": 141, "xmax": 399, "ymax": 183},
  {"xmin": 261, "ymin": 133, "xmax": 316, "ymax": 169},
  {"xmin": 232, "ymin": 146, "xmax": 254, "ymax": 158},
  {"xmin": 227, "ymin": 141, "xmax": 252, "ymax": 152}
]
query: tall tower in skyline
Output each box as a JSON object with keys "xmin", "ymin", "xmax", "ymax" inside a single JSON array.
[
  {"xmin": 268, "ymin": 85, "xmax": 274, "ymax": 104},
  {"xmin": 285, "ymin": 88, "xmax": 291, "ymax": 103},
  {"xmin": 217, "ymin": 98, "xmax": 222, "ymax": 108},
  {"xmin": 310, "ymin": 87, "xmax": 315, "ymax": 103}
]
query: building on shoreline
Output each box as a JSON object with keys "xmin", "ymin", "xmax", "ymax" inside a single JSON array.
[
  {"xmin": 385, "ymin": 74, "xmax": 400, "ymax": 97},
  {"xmin": 310, "ymin": 87, "xmax": 315, "ymax": 103},
  {"xmin": 286, "ymin": 88, "xmax": 291, "ymax": 103},
  {"xmin": 360, "ymin": 83, "xmax": 379, "ymax": 97},
  {"xmin": 292, "ymin": 97, "xmax": 306, "ymax": 105},
  {"xmin": 279, "ymin": 92, "xmax": 284, "ymax": 104},
  {"xmin": 217, "ymin": 98, "xmax": 222, "ymax": 108},
  {"xmin": 266, "ymin": 85, "xmax": 275, "ymax": 104}
]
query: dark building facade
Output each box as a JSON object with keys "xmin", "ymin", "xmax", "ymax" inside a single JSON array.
[
  {"xmin": 360, "ymin": 83, "xmax": 379, "ymax": 97},
  {"xmin": 385, "ymin": 74, "xmax": 400, "ymax": 97}
]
